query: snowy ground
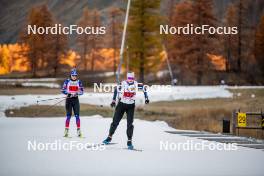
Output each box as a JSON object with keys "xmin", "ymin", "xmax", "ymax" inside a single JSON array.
[
  {"xmin": 0, "ymin": 116, "xmax": 263, "ymax": 176},
  {"xmin": 0, "ymin": 86, "xmax": 263, "ymax": 175},
  {"xmin": 0, "ymin": 78, "xmax": 61, "ymax": 88}
]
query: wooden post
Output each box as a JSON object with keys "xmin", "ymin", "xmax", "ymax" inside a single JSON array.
[
  {"xmin": 232, "ymin": 110, "xmax": 236, "ymax": 135},
  {"xmin": 237, "ymin": 109, "xmax": 240, "ymax": 136}
]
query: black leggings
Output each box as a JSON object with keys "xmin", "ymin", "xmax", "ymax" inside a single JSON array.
[
  {"xmin": 109, "ymin": 102, "xmax": 135, "ymax": 140},
  {"xmin": 66, "ymin": 97, "xmax": 80, "ymax": 116},
  {"xmin": 65, "ymin": 97, "xmax": 80, "ymax": 128}
]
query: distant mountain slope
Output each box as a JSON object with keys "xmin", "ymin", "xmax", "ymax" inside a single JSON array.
[{"xmin": 0, "ymin": 0, "xmax": 119, "ymax": 44}]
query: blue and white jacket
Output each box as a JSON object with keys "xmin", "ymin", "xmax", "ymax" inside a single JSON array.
[{"xmin": 61, "ymin": 79, "xmax": 84, "ymax": 96}]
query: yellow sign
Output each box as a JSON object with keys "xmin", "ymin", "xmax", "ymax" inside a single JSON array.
[{"xmin": 237, "ymin": 113, "xmax": 247, "ymax": 127}]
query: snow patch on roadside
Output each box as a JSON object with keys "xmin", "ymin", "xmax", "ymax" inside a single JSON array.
[
  {"xmin": 4, "ymin": 85, "xmax": 264, "ymax": 118},
  {"xmin": 21, "ymin": 82, "xmax": 60, "ymax": 88}
]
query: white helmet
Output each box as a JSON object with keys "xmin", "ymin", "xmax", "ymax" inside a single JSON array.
[{"xmin": 127, "ymin": 72, "xmax": 135, "ymax": 80}]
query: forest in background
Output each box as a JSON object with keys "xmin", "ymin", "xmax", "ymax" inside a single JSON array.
[{"xmin": 0, "ymin": 0, "xmax": 264, "ymax": 85}]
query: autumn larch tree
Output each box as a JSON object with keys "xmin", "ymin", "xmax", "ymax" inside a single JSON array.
[
  {"xmin": 77, "ymin": 8, "xmax": 103, "ymax": 71},
  {"xmin": 192, "ymin": 0, "xmax": 218, "ymax": 84},
  {"xmin": 255, "ymin": 15, "xmax": 264, "ymax": 77},
  {"xmin": 0, "ymin": 45, "xmax": 10, "ymax": 74},
  {"xmin": 90, "ymin": 9, "xmax": 103, "ymax": 72},
  {"xmin": 236, "ymin": 0, "xmax": 250, "ymax": 73},
  {"xmin": 163, "ymin": 0, "xmax": 176, "ymax": 81},
  {"xmin": 127, "ymin": 0, "xmax": 163, "ymax": 83},
  {"xmin": 20, "ymin": 5, "xmax": 55, "ymax": 77},
  {"xmin": 223, "ymin": 3, "xmax": 239, "ymax": 72},
  {"xmin": 49, "ymin": 27, "xmax": 68, "ymax": 77},
  {"xmin": 77, "ymin": 7, "xmax": 91, "ymax": 71},
  {"xmin": 170, "ymin": 0, "xmax": 218, "ymax": 85},
  {"xmin": 107, "ymin": 7, "xmax": 123, "ymax": 76}
]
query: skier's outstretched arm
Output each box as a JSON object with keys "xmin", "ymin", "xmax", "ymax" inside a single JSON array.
[{"xmin": 61, "ymin": 79, "xmax": 69, "ymax": 95}]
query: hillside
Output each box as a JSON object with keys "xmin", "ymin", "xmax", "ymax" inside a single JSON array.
[
  {"xmin": 0, "ymin": 0, "xmax": 119, "ymax": 44},
  {"xmin": 0, "ymin": 0, "xmax": 232, "ymax": 45}
]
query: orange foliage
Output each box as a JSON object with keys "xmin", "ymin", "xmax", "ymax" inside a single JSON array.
[
  {"xmin": 60, "ymin": 50, "xmax": 80, "ymax": 67},
  {"xmin": 207, "ymin": 53, "xmax": 226, "ymax": 71},
  {"xmin": 0, "ymin": 44, "xmax": 123, "ymax": 74},
  {"xmin": 8, "ymin": 44, "xmax": 29, "ymax": 72},
  {"xmin": 81, "ymin": 48, "xmax": 120, "ymax": 71},
  {"xmin": 95, "ymin": 48, "xmax": 117, "ymax": 70},
  {"xmin": 0, "ymin": 43, "xmax": 29, "ymax": 74}
]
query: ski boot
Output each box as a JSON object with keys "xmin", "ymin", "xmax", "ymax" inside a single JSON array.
[
  {"xmin": 127, "ymin": 140, "xmax": 134, "ymax": 150},
  {"xmin": 102, "ymin": 136, "xmax": 112, "ymax": 144},
  {"xmin": 64, "ymin": 128, "xmax": 69, "ymax": 137},
  {"xmin": 77, "ymin": 128, "xmax": 82, "ymax": 137}
]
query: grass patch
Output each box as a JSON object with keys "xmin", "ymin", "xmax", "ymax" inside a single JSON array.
[
  {"xmin": 0, "ymin": 87, "xmax": 59, "ymax": 95},
  {"xmin": 6, "ymin": 104, "xmax": 113, "ymax": 117},
  {"xmin": 137, "ymin": 88, "xmax": 264, "ymax": 138}
]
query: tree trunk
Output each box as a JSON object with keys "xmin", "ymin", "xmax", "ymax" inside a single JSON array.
[
  {"xmin": 83, "ymin": 41, "xmax": 88, "ymax": 71},
  {"xmin": 197, "ymin": 70, "xmax": 202, "ymax": 85},
  {"xmin": 237, "ymin": 0, "xmax": 242, "ymax": 72},
  {"xmin": 53, "ymin": 36, "xmax": 59, "ymax": 77},
  {"xmin": 31, "ymin": 51, "xmax": 37, "ymax": 78},
  {"xmin": 139, "ymin": 51, "xmax": 144, "ymax": 83},
  {"xmin": 91, "ymin": 49, "xmax": 95, "ymax": 72}
]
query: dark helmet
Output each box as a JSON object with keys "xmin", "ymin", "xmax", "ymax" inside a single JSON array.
[{"xmin": 70, "ymin": 68, "xmax": 78, "ymax": 76}]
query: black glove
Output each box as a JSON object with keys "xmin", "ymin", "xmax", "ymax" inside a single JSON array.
[
  {"xmin": 145, "ymin": 99, "xmax": 149, "ymax": 104},
  {"xmin": 110, "ymin": 101, "xmax": 116, "ymax": 108}
]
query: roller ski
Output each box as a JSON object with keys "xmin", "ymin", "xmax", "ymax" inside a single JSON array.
[
  {"xmin": 87, "ymin": 137, "xmax": 116, "ymax": 149},
  {"xmin": 125, "ymin": 140, "xmax": 143, "ymax": 151}
]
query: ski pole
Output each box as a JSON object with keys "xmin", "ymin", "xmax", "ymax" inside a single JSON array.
[
  {"xmin": 116, "ymin": 0, "xmax": 131, "ymax": 83},
  {"xmin": 34, "ymin": 97, "xmax": 67, "ymax": 117},
  {"xmin": 37, "ymin": 96, "xmax": 67, "ymax": 104}
]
